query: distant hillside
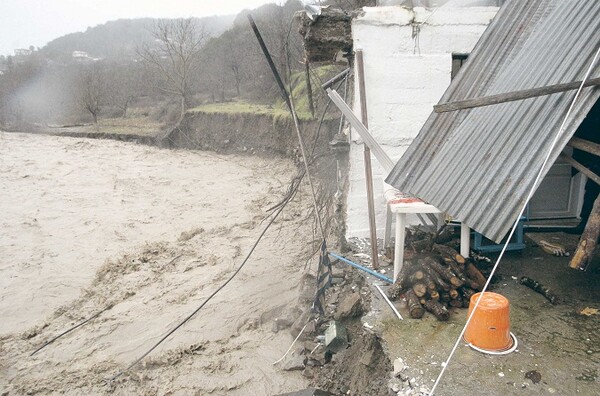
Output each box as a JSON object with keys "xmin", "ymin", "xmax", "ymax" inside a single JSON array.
[{"xmin": 40, "ymin": 15, "xmax": 236, "ymax": 62}]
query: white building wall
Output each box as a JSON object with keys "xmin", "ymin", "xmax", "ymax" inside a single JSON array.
[{"xmin": 347, "ymin": 6, "xmax": 498, "ymax": 238}]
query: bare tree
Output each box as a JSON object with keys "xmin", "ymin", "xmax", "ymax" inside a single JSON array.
[
  {"xmin": 105, "ymin": 63, "xmax": 146, "ymax": 118},
  {"xmin": 138, "ymin": 18, "xmax": 208, "ymax": 120},
  {"xmin": 79, "ymin": 65, "xmax": 105, "ymax": 124}
]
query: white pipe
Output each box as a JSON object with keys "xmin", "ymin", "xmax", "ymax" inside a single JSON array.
[{"xmin": 375, "ymin": 284, "xmax": 403, "ymax": 320}]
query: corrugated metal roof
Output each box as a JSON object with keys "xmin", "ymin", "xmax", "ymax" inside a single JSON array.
[{"xmin": 385, "ymin": 0, "xmax": 600, "ymax": 243}]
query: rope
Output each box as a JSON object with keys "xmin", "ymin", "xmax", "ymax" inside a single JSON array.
[
  {"xmin": 272, "ymin": 320, "xmax": 312, "ymax": 365},
  {"xmin": 429, "ymin": 45, "xmax": 600, "ymax": 395},
  {"xmin": 30, "ymin": 305, "xmax": 113, "ymax": 356}
]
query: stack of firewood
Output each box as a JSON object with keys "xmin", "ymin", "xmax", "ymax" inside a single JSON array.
[{"xmin": 387, "ymin": 243, "xmax": 488, "ymax": 321}]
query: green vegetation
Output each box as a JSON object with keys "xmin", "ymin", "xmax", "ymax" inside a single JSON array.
[
  {"xmin": 188, "ymin": 100, "xmax": 313, "ymax": 121},
  {"xmin": 276, "ymin": 65, "xmax": 346, "ymax": 117}
]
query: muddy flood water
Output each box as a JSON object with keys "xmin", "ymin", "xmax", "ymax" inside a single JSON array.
[{"xmin": 0, "ymin": 132, "xmax": 312, "ymax": 395}]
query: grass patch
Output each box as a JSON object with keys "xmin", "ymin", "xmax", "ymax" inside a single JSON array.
[{"xmin": 188, "ymin": 100, "xmax": 313, "ymax": 121}]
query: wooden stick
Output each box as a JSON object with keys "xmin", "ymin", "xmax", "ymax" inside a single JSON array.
[
  {"xmin": 567, "ymin": 137, "xmax": 600, "ymax": 157},
  {"xmin": 356, "ymin": 50, "xmax": 379, "ymax": 270},
  {"xmin": 559, "ymin": 153, "xmax": 600, "ymax": 186},
  {"xmin": 569, "ymin": 193, "xmax": 600, "ymax": 271},
  {"xmin": 434, "ymin": 77, "xmax": 600, "ymax": 113},
  {"xmin": 520, "ymin": 276, "xmax": 559, "ymax": 304}
]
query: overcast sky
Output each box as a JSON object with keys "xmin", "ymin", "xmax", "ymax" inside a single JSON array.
[{"xmin": 0, "ymin": 0, "xmax": 283, "ymax": 56}]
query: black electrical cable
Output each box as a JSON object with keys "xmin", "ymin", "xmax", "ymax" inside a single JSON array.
[
  {"xmin": 30, "ymin": 304, "xmax": 113, "ymax": 356},
  {"xmin": 108, "ymin": 199, "xmax": 288, "ymax": 382}
]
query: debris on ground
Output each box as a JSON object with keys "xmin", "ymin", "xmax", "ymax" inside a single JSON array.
[
  {"xmin": 579, "ymin": 307, "xmax": 599, "ymax": 316},
  {"xmin": 538, "ymin": 240, "xmax": 570, "ymax": 256},
  {"xmin": 519, "ymin": 276, "xmax": 560, "ymax": 304},
  {"xmin": 525, "ymin": 370, "xmax": 542, "ymax": 384}
]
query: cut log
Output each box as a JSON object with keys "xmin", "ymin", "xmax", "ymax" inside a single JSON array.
[
  {"xmin": 408, "ymin": 270, "xmax": 425, "ymax": 284},
  {"xmin": 434, "ymin": 226, "xmax": 454, "ymax": 245},
  {"xmin": 459, "ymin": 287, "xmax": 476, "ymax": 303},
  {"xmin": 428, "ymin": 290, "xmax": 440, "ymax": 302},
  {"xmin": 465, "ymin": 262, "xmax": 487, "ymax": 290},
  {"xmin": 411, "ymin": 238, "xmax": 433, "ymax": 253},
  {"xmin": 387, "ymin": 260, "xmax": 415, "ymax": 300},
  {"xmin": 412, "ymin": 283, "xmax": 428, "ymax": 298},
  {"xmin": 423, "ymin": 257, "xmax": 464, "ymax": 288},
  {"xmin": 520, "ymin": 276, "xmax": 559, "ymax": 304},
  {"xmin": 423, "ymin": 300, "xmax": 450, "ymax": 321},
  {"xmin": 406, "ymin": 289, "xmax": 425, "ymax": 319},
  {"xmin": 569, "ymin": 193, "xmax": 600, "ymax": 271},
  {"xmin": 433, "ymin": 244, "xmax": 466, "ymax": 265},
  {"xmin": 424, "ymin": 276, "xmax": 437, "ymax": 292},
  {"xmin": 447, "ymin": 260, "xmax": 468, "ymax": 283},
  {"xmin": 449, "ymin": 296, "xmax": 463, "ymax": 308},
  {"xmin": 448, "ymin": 288, "xmax": 459, "ymax": 300},
  {"xmin": 419, "ymin": 260, "xmax": 451, "ymax": 291},
  {"xmin": 462, "ymin": 297, "xmax": 471, "ymax": 308},
  {"xmin": 440, "ymin": 292, "xmax": 451, "ymax": 303}
]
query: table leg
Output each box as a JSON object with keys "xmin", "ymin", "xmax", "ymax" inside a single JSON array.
[
  {"xmin": 460, "ymin": 223, "xmax": 470, "ymax": 258},
  {"xmin": 394, "ymin": 213, "xmax": 406, "ymax": 282}
]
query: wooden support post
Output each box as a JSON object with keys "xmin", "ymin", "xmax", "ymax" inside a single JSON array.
[
  {"xmin": 356, "ymin": 50, "xmax": 379, "ymax": 269},
  {"xmin": 569, "ymin": 193, "xmax": 600, "ymax": 271},
  {"xmin": 567, "ymin": 137, "xmax": 600, "ymax": 157},
  {"xmin": 434, "ymin": 77, "xmax": 600, "ymax": 113},
  {"xmin": 559, "ymin": 153, "xmax": 600, "ymax": 186}
]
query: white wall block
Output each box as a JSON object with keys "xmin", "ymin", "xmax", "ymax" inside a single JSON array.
[{"xmin": 347, "ymin": 5, "xmax": 497, "ymax": 239}]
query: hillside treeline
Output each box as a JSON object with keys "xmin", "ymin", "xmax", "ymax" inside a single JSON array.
[{"xmin": 0, "ymin": 0, "xmax": 325, "ymax": 129}]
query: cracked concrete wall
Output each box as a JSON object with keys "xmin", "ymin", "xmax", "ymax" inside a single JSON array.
[{"xmin": 347, "ymin": 6, "xmax": 498, "ymax": 239}]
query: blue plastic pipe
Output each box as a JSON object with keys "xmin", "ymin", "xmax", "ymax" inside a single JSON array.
[{"xmin": 329, "ymin": 252, "xmax": 393, "ymax": 284}]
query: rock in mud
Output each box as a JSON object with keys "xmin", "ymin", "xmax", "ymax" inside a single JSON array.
[
  {"xmin": 283, "ymin": 355, "xmax": 306, "ymax": 371},
  {"xmin": 393, "ymin": 357, "xmax": 406, "ymax": 377},
  {"xmin": 334, "ymin": 292, "xmax": 362, "ymax": 320}
]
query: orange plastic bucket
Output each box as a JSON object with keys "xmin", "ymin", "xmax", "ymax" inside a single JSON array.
[{"xmin": 464, "ymin": 292, "xmax": 513, "ymax": 352}]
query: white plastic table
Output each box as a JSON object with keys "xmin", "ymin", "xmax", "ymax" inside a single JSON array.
[{"xmin": 383, "ymin": 184, "xmax": 470, "ymax": 282}]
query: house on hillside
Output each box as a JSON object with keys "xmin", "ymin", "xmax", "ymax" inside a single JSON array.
[
  {"xmin": 72, "ymin": 50, "xmax": 99, "ymax": 63},
  {"xmin": 14, "ymin": 48, "xmax": 32, "ymax": 57}
]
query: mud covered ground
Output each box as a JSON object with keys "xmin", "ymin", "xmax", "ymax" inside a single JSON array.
[{"xmin": 0, "ymin": 132, "xmax": 318, "ymax": 395}]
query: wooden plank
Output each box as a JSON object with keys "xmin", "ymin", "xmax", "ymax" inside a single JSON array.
[
  {"xmin": 567, "ymin": 137, "xmax": 600, "ymax": 157},
  {"xmin": 356, "ymin": 50, "xmax": 379, "ymax": 270},
  {"xmin": 326, "ymin": 89, "xmax": 395, "ymax": 172},
  {"xmin": 434, "ymin": 77, "xmax": 600, "ymax": 113},
  {"xmin": 559, "ymin": 153, "xmax": 600, "ymax": 186}
]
